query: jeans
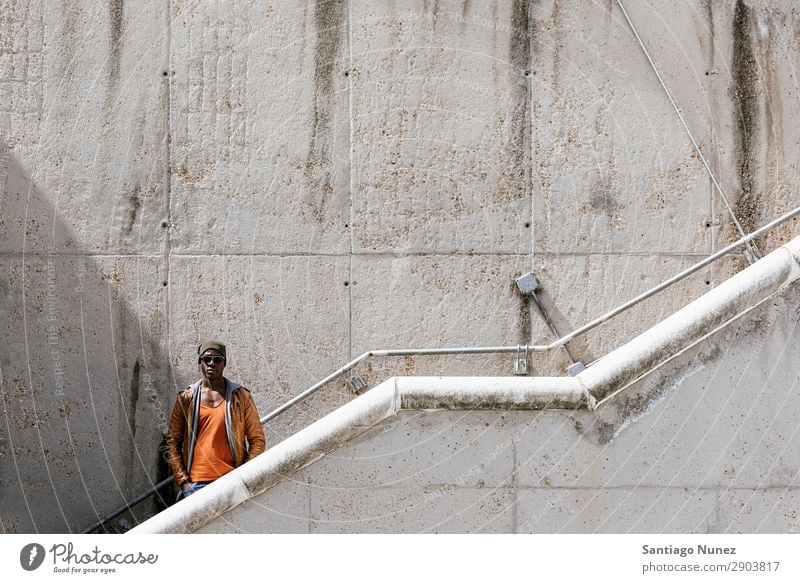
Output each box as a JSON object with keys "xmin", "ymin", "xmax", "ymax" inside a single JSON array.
[{"xmin": 177, "ymin": 481, "xmax": 212, "ymax": 501}]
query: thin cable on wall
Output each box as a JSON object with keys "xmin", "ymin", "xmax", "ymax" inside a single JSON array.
[{"xmin": 615, "ymin": 0, "xmax": 762, "ymax": 264}]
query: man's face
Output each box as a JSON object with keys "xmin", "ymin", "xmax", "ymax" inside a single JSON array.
[{"xmin": 199, "ymin": 349, "xmax": 225, "ymax": 381}]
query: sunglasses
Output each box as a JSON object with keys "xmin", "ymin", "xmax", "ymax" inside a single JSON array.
[{"xmin": 200, "ymin": 356, "xmax": 225, "ymax": 365}]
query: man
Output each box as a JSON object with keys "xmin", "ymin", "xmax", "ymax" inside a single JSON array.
[{"xmin": 165, "ymin": 340, "xmax": 266, "ymax": 499}]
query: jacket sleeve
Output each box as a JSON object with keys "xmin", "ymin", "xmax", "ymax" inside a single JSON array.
[
  {"xmin": 243, "ymin": 391, "xmax": 266, "ymax": 461},
  {"xmin": 165, "ymin": 393, "xmax": 190, "ymax": 487}
]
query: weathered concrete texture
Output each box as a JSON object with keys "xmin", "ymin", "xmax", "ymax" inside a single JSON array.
[
  {"xmin": 516, "ymin": 285, "xmax": 800, "ymax": 491},
  {"xmin": 197, "ymin": 283, "xmax": 800, "ymax": 533},
  {"xmin": 169, "ymin": 0, "xmax": 351, "ymax": 254},
  {"xmin": 203, "ymin": 477, "xmax": 312, "ymax": 534},
  {"xmin": 1, "ymin": 0, "xmax": 171, "ymax": 533},
  {"xmin": 717, "ymin": 489, "xmax": 800, "ymax": 533},
  {"xmin": 351, "ymin": 0, "xmax": 532, "ymax": 253},
  {"xmin": 199, "ymin": 481, "xmax": 516, "ymax": 534},
  {"xmin": 308, "ymin": 485, "xmax": 515, "ymax": 533},
  {"xmin": 0, "ymin": 256, "xmax": 169, "ymax": 532},
  {"xmin": 516, "ymin": 487, "xmax": 718, "ymax": 533},
  {"xmin": 303, "ymin": 410, "xmax": 516, "ymax": 490},
  {"xmin": 167, "ymin": 255, "xmax": 352, "ymax": 443},
  {"xmin": 0, "ymin": 0, "xmax": 171, "ymax": 525},
  {"xmin": 351, "ymin": 254, "xmax": 531, "ymax": 380},
  {"xmin": 351, "ymin": 254, "xmax": 742, "ymax": 384},
  {"xmin": 0, "ymin": 0, "xmax": 169, "ymax": 255},
  {"xmin": 703, "ymin": 0, "xmax": 800, "ymax": 251},
  {"xmin": 4, "ymin": 0, "xmax": 800, "ymax": 534},
  {"xmin": 531, "ymin": 0, "xmax": 713, "ymax": 255},
  {"xmin": 529, "ymin": 254, "xmax": 711, "ymax": 368}
]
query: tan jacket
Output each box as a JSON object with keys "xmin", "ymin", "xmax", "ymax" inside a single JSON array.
[{"xmin": 165, "ymin": 378, "xmax": 266, "ymax": 487}]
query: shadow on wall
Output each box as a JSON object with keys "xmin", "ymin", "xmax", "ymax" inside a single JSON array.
[{"xmin": 0, "ymin": 139, "xmax": 175, "ymax": 533}]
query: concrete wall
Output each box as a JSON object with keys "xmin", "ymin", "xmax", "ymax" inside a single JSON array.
[
  {"xmin": 198, "ymin": 283, "xmax": 800, "ymax": 533},
  {"xmin": 2, "ymin": 0, "xmax": 799, "ymax": 532}
]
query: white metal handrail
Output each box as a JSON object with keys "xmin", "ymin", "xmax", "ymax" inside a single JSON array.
[{"xmin": 261, "ymin": 205, "xmax": 800, "ymax": 424}]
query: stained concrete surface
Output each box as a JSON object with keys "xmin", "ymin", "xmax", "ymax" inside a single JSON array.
[
  {"xmin": 198, "ymin": 282, "xmax": 800, "ymax": 533},
  {"xmin": 2, "ymin": 0, "xmax": 800, "ymax": 532}
]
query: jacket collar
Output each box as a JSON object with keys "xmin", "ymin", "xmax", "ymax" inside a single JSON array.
[{"xmin": 190, "ymin": 377, "xmax": 242, "ymax": 393}]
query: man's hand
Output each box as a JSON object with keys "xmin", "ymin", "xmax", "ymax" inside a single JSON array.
[{"xmin": 181, "ymin": 482, "xmax": 192, "ymax": 492}]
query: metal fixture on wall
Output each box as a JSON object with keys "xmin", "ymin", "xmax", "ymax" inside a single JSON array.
[
  {"xmin": 346, "ymin": 370, "xmax": 368, "ymax": 394},
  {"xmin": 515, "ymin": 272, "xmax": 585, "ymax": 376},
  {"xmin": 514, "ymin": 344, "xmax": 529, "ymax": 375}
]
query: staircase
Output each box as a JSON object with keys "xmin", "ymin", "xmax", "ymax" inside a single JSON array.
[{"xmin": 128, "ymin": 236, "xmax": 800, "ymax": 533}]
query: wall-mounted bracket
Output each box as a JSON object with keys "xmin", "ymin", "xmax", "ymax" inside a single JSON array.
[
  {"xmin": 567, "ymin": 361, "xmax": 586, "ymax": 376},
  {"xmin": 345, "ymin": 371, "xmax": 368, "ymax": 394},
  {"xmin": 516, "ymin": 271, "xmax": 581, "ymax": 369},
  {"xmin": 515, "ymin": 272, "xmax": 540, "ymax": 295},
  {"xmin": 514, "ymin": 345, "xmax": 529, "ymax": 375}
]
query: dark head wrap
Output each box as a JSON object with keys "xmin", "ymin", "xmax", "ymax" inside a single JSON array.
[{"xmin": 198, "ymin": 340, "xmax": 226, "ymax": 361}]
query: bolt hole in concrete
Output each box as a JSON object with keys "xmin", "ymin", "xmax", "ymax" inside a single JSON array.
[
  {"xmin": 524, "ymin": 222, "xmax": 531, "ymax": 228},
  {"xmin": 162, "ymin": 281, "xmax": 168, "ymax": 287},
  {"xmin": 344, "ymin": 281, "xmax": 349, "ymax": 287},
  {"xmin": 706, "ymin": 222, "xmax": 712, "ymax": 227},
  {"xmin": 161, "ymin": 221, "xmax": 168, "ymax": 228},
  {"xmin": 706, "ymin": 281, "xmax": 711, "ymax": 285}
]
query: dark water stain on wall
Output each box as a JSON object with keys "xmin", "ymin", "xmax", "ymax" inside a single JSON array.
[
  {"xmin": 515, "ymin": 277, "xmax": 532, "ymax": 344},
  {"xmin": 124, "ymin": 358, "xmax": 140, "ymax": 510},
  {"xmin": 577, "ymin": 276, "xmax": 786, "ymax": 447},
  {"xmin": 589, "ymin": 183, "xmax": 618, "ymax": 216},
  {"xmin": 431, "ymin": 0, "xmax": 442, "ymax": 20},
  {"xmin": 122, "ymin": 184, "xmax": 141, "ymax": 237},
  {"xmin": 306, "ymin": 0, "xmax": 345, "ymax": 223},
  {"xmin": 109, "ymin": 1, "xmax": 125, "ymax": 86},
  {"xmin": 759, "ymin": 17, "xmax": 791, "ymax": 249},
  {"xmin": 128, "ymin": 359, "xmax": 140, "ymax": 443},
  {"xmin": 731, "ymin": 0, "xmax": 760, "ymax": 234},
  {"xmin": 702, "ymin": 0, "xmax": 715, "ymax": 64},
  {"xmin": 576, "ymin": 342, "xmax": 723, "ymax": 446},
  {"xmin": 510, "ymin": 0, "xmax": 531, "ymax": 131},
  {"xmin": 104, "ymin": 0, "xmax": 125, "ymax": 140},
  {"xmin": 499, "ymin": 0, "xmax": 530, "ymax": 203}
]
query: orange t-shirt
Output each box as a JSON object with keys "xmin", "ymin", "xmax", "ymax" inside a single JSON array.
[{"xmin": 189, "ymin": 403, "xmax": 235, "ymax": 482}]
